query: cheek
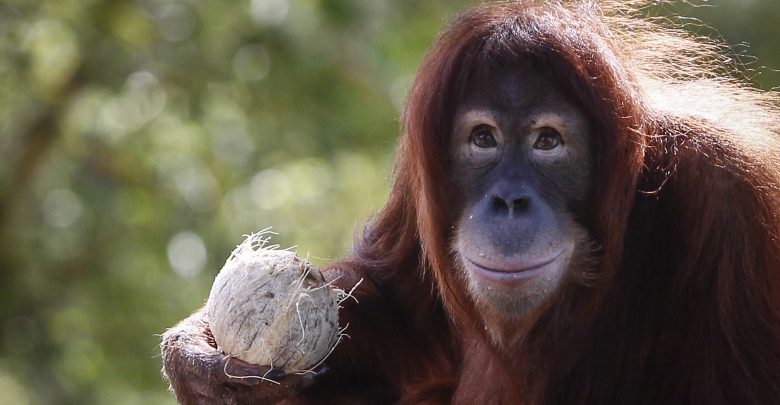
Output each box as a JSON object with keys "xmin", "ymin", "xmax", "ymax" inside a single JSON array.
[
  {"xmin": 535, "ymin": 169, "xmax": 581, "ymax": 196},
  {"xmin": 535, "ymin": 153, "xmax": 593, "ymax": 209}
]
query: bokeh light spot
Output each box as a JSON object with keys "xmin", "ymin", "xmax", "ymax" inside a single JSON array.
[
  {"xmin": 173, "ymin": 163, "xmax": 221, "ymax": 212},
  {"xmin": 22, "ymin": 19, "xmax": 80, "ymax": 93},
  {"xmin": 250, "ymin": 169, "xmax": 293, "ymax": 210},
  {"xmin": 250, "ymin": 0, "xmax": 290, "ymax": 26},
  {"xmin": 42, "ymin": 189, "xmax": 83, "ymax": 228},
  {"xmin": 167, "ymin": 231, "xmax": 207, "ymax": 278}
]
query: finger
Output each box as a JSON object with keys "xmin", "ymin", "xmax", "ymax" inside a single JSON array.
[
  {"xmin": 313, "ymin": 364, "xmax": 330, "ymax": 376},
  {"xmin": 263, "ymin": 367, "xmax": 287, "ymax": 382}
]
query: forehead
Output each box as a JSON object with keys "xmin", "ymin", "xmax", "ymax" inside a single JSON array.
[{"xmin": 459, "ymin": 67, "xmax": 564, "ymax": 111}]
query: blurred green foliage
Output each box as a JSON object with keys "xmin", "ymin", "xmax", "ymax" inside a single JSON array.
[{"xmin": 0, "ymin": 0, "xmax": 777, "ymax": 404}]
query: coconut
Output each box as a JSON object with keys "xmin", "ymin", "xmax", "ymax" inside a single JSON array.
[{"xmin": 206, "ymin": 232, "xmax": 342, "ymax": 373}]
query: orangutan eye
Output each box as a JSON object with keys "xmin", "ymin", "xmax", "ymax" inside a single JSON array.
[
  {"xmin": 471, "ymin": 125, "xmax": 498, "ymax": 149},
  {"xmin": 533, "ymin": 127, "xmax": 562, "ymax": 150}
]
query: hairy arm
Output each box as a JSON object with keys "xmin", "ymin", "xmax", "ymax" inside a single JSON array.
[{"xmin": 302, "ymin": 264, "xmax": 455, "ymax": 403}]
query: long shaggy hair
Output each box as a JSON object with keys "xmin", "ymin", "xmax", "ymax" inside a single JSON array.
[{"xmin": 331, "ymin": 1, "xmax": 780, "ymax": 403}]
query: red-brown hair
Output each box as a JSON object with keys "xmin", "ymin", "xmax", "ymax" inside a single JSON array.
[{"xmin": 335, "ymin": 1, "xmax": 780, "ymax": 403}]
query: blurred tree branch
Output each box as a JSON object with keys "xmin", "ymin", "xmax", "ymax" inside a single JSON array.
[{"xmin": 0, "ymin": 64, "xmax": 86, "ymax": 229}]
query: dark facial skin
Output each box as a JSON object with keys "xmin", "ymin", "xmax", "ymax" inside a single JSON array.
[{"xmin": 451, "ymin": 67, "xmax": 594, "ymax": 328}]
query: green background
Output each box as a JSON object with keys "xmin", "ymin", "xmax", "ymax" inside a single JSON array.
[{"xmin": 0, "ymin": 1, "xmax": 777, "ymax": 403}]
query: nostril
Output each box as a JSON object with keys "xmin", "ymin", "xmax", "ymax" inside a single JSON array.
[
  {"xmin": 512, "ymin": 198, "xmax": 530, "ymax": 212},
  {"xmin": 491, "ymin": 196, "xmax": 510, "ymax": 212},
  {"xmin": 490, "ymin": 195, "xmax": 530, "ymax": 215}
]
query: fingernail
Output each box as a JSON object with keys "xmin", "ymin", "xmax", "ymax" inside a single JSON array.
[{"xmin": 313, "ymin": 364, "xmax": 330, "ymax": 378}]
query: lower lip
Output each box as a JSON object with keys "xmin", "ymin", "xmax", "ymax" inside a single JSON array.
[{"xmin": 464, "ymin": 253, "xmax": 561, "ymax": 283}]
